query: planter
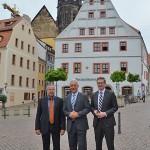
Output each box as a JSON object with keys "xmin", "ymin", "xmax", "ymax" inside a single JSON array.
[{"xmin": 117, "ymin": 97, "xmax": 125, "ymax": 107}]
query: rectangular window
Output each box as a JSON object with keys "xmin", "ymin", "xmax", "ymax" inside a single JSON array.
[
  {"xmin": 32, "ymin": 47, "xmax": 35, "ymax": 54},
  {"xmin": 120, "ymin": 41, "xmax": 127, "ymax": 51},
  {"xmin": 89, "ymin": 0, "xmax": 94, "ymax": 5},
  {"xmin": 93, "ymin": 42, "xmax": 100, "ymax": 51},
  {"xmin": 79, "ymin": 28, "xmax": 85, "ymax": 35},
  {"xmin": 102, "ymin": 63, "xmax": 109, "ymax": 74},
  {"xmin": 120, "ymin": 62, "xmax": 127, "ymax": 72},
  {"xmin": 12, "ymin": 54, "xmax": 16, "ymax": 65},
  {"xmin": 39, "ymin": 64, "xmax": 41, "ymax": 72},
  {"xmin": 74, "ymin": 63, "xmax": 81, "ymax": 73},
  {"xmin": 62, "ymin": 63, "xmax": 69, "ymax": 73},
  {"xmin": 89, "ymin": 28, "xmax": 94, "ymax": 35},
  {"xmin": 21, "ymin": 41, "xmax": 24, "ymax": 50},
  {"xmin": 22, "ymin": 25, "xmax": 24, "ymax": 30},
  {"xmin": 75, "ymin": 43, "xmax": 82, "ymax": 52},
  {"xmin": 24, "ymin": 93, "xmax": 30, "ymax": 100},
  {"xmin": 11, "ymin": 75, "xmax": 15, "ymax": 86},
  {"xmin": 20, "ymin": 57, "xmax": 23, "ymax": 67},
  {"xmin": 26, "ymin": 78, "xmax": 29, "ymax": 87},
  {"xmin": 27, "ymin": 60, "xmax": 30, "ymax": 69},
  {"xmin": 33, "ymin": 62, "xmax": 35, "ymax": 71},
  {"xmin": 100, "ymin": 0, "xmax": 105, "ymax": 5},
  {"xmin": 42, "ymin": 65, "xmax": 44, "ymax": 73},
  {"xmin": 62, "ymin": 44, "xmax": 68, "ymax": 53},
  {"xmin": 28, "ymin": 44, "xmax": 30, "ymax": 52},
  {"xmin": 100, "ymin": 27, "xmax": 106, "ymax": 35},
  {"xmin": 15, "ymin": 38, "xmax": 18, "ymax": 47},
  {"xmin": 88, "ymin": 12, "xmax": 94, "ymax": 19},
  {"xmin": 32, "ymin": 79, "xmax": 35, "ymax": 88},
  {"xmin": 100, "ymin": 11, "xmax": 106, "ymax": 18},
  {"xmin": 109, "ymin": 27, "xmax": 115, "ymax": 34},
  {"xmin": 102, "ymin": 42, "xmax": 108, "ymax": 51},
  {"xmin": 19, "ymin": 76, "xmax": 22, "ymax": 87},
  {"xmin": 93, "ymin": 63, "xmax": 100, "ymax": 74}
]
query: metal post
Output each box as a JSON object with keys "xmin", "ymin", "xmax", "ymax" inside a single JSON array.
[
  {"xmin": 28, "ymin": 106, "xmax": 30, "ymax": 117},
  {"xmin": 118, "ymin": 112, "xmax": 121, "ymax": 134},
  {"xmin": 4, "ymin": 107, "xmax": 6, "ymax": 119}
]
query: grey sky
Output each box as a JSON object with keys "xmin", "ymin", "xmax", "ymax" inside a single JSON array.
[{"xmin": 0, "ymin": 0, "xmax": 150, "ymax": 52}]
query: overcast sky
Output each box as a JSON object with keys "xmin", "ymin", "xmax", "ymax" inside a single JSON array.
[{"xmin": 0, "ymin": 0, "xmax": 150, "ymax": 52}]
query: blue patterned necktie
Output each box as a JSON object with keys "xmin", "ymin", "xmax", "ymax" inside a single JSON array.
[
  {"xmin": 98, "ymin": 91, "xmax": 103, "ymax": 112},
  {"xmin": 71, "ymin": 94, "xmax": 76, "ymax": 110}
]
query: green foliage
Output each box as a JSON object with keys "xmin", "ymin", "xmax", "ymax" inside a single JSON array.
[
  {"xmin": 45, "ymin": 68, "xmax": 68, "ymax": 82},
  {"xmin": 127, "ymin": 72, "xmax": 141, "ymax": 83},
  {"xmin": 0, "ymin": 94, "xmax": 7, "ymax": 103},
  {"xmin": 110, "ymin": 71, "xmax": 126, "ymax": 82}
]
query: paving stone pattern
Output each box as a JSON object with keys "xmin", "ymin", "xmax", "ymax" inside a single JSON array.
[{"xmin": 0, "ymin": 97, "xmax": 150, "ymax": 150}]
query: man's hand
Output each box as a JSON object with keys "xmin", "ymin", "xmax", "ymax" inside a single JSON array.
[
  {"xmin": 97, "ymin": 112, "xmax": 107, "ymax": 118},
  {"xmin": 60, "ymin": 130, "xmax": 65, "ymax": 136},
  {"xmin": 35, "ymin": 130, "xmax": 41, "ymax": 135},
  {"xmin": 69, "ymin": 111, "xmax": 79, "ymax": 119}
]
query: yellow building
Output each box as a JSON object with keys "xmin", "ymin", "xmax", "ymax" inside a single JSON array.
[{"xmin": 37, "ymin": 58, "xmax": 46, "ymax": 99}]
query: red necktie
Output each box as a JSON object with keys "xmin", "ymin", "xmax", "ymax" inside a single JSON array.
[{"xmin": 49, "ymin": 98, "xmax": 54, "ymax": 124}]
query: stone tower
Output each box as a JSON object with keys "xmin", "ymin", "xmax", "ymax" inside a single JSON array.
[{"xmin": 57, "ymin": 0, "xmax": 82, "ymax": 33}]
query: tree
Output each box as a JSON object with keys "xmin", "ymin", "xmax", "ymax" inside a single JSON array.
[
  {"xmin": 0, "ymin": 94, "xmax": 7, "ymax": 104},
  {"xmin": 45, "ymin": 68, "xmax": 68, "ymax": 96},
  {"xmin": 127, "ymin": 72, "xmax": 141, "ymax": 95},
  {"xmin": 110, "ymin": 71, "xmax": 126, "ymax": 96}
]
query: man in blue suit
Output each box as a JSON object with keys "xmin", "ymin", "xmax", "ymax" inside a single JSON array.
[
  {"xmin": 35, "ymin": 84, "xmax": 66, "ymax": 150},
  {"xmin": 91, "ymin": 77, "xmax": 118, "ymax": 150},
  {"xmin": 63, "ymin": 79, "xmax": 91, "ymax": 150}
]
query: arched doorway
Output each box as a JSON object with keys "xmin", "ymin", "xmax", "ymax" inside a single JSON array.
[
  {"xmin": 122, "ymin": 86, "xmax": 132, "ymax": 95},
  {"xmin": 62, "ymin": 86, "xmax": 70, "ymax": 98},
  {"xmin": 82, "ymin": 86, "xmax": 93, "ymax": 99}
]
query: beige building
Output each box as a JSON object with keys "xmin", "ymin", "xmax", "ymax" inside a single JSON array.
[{"xmin": 0, "ymin": 16, "xmax": 38, "ymax": 107}]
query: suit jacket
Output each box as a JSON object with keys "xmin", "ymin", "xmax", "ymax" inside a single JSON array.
[
  {"xmin": 35, "ymin": 96, "xmax": 66, "ymax": 134},
  {"xmin": 63, "ymin": 92, "xmax": 91, "ymax": 132},
  {"xmin": 91, "ymin": 89, "xmax": 118, "ymax": 128}
]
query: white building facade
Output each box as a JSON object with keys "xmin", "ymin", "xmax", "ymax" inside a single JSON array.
[
  {"xmin": 0, "ymin": 16, "xmax": 38, "ymax": 107},
  {"xmin": 55, "ymin": 0, "xmax": 148, "ymax": 98}
]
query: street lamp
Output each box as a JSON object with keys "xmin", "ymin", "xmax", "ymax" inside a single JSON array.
[{"xmin": 4, "ymin": 83, "xmax": 7, "ymax": 90}]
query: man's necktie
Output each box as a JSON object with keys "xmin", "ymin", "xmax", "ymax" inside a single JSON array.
[
  {"xmin": 49, "ymin": 98, "xmax": 54, "ymax": 124},
  {"xmin": 71, "ymin": 94, "xmax": 76, "ymax": 110},
  {"xmin": 98, "ymin": 91, "xmax": 103, "ymax": 112}
]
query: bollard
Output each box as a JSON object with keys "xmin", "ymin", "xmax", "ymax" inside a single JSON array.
[
  {"xmin": 4, "ymin": 107, "xmax": 6, "ymax": 119},
  {"xmin": 118, "ymin": 112, "xmax": 121, "ymax": 134},
  {"xmin": 28, "ymin": 106, "xmax": 30, "ymax": 117}
]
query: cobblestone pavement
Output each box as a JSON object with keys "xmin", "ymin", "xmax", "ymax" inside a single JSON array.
[{"xmin": 0, "ymin": 97, "xmax": 150, "ymax": 150}]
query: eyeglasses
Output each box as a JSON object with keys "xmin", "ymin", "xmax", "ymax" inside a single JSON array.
[{"xmin": 97, "ymin": 82, "xmax": 104, "ymax": 85}]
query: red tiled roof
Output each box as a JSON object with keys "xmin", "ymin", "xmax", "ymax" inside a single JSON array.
[{"xmin": 0, "ymin": 17, "xmax": 22, "ymax": 48}]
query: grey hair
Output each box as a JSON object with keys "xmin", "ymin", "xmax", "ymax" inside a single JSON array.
[
  {"xmin": 70, "ymin": 79, "xmax": 79, "ymax": 85},
  {"xmin": 46, "ymin": 84, "xmax": 55, "ymax": 90}
]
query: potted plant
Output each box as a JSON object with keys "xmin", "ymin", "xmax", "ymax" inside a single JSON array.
[{"xmin": 0, "ymin": 94, "xmax": 7, "ymax": 108}]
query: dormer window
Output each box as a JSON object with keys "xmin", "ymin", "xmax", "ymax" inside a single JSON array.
[{"xmin": 5, "ymin": 21, "xmax": 14, "ymax": 26}]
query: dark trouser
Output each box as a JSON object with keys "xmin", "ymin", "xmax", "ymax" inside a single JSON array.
[
  {"xmin": 68, "ymin": 122, "xmax": 87, "ymax": 150},
  {"xmin": 94, "ymin": 119, "xmax": 115, "ymax": 150},
  {"xmin": 42, "ymin": 124, "xmax": 60, "ymax": 150}
]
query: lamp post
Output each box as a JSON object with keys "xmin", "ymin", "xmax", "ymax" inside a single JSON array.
[
  {"xmin": 116, "ymin": 82, "xmax": 120, "ymax": 96},
  {"xmin": 4, "ymin": 83, "xmax": 7, "ymax": 95}
]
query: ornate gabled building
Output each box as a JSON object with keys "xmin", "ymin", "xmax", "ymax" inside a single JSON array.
[
  {"xmin": 31, "ymin": 5, "xmax": 58, "ymax": 49},
  {"xmin": 55, "ymin": 0, "xmax": 148, "ymax": 98},
  {"xmin": 57, "ymin": 0, "xmax": 83, "ymax": 33}
]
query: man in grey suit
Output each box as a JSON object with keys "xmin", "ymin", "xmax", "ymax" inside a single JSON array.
[
  {"xmin": 63, "ymin": 79, "xmax": 91, "ymax": 150},
  {"xmin": 91, "ymin": 77, "xmax": 118, "ymax": 150}
]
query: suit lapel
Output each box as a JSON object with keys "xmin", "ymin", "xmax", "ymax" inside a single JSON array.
[
  {"xmin": 74, "ymin": 92, "xmax": 81, "ymax": 109},
  {"xmin": 95, "ymin": 91, "xmax": 99, "ymax": 108}
]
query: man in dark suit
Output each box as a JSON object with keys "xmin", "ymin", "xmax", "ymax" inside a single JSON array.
[
  {"xmin": 35, "ymin": 84, "xmax": 66, "ymax": 150},
  {"xmin": 63, "ymin": 79, "xmax": 91, "ymax": 150},
  {"xmin": 91, "ymin": 77, "xmax": 118, "ymax": 150}
]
